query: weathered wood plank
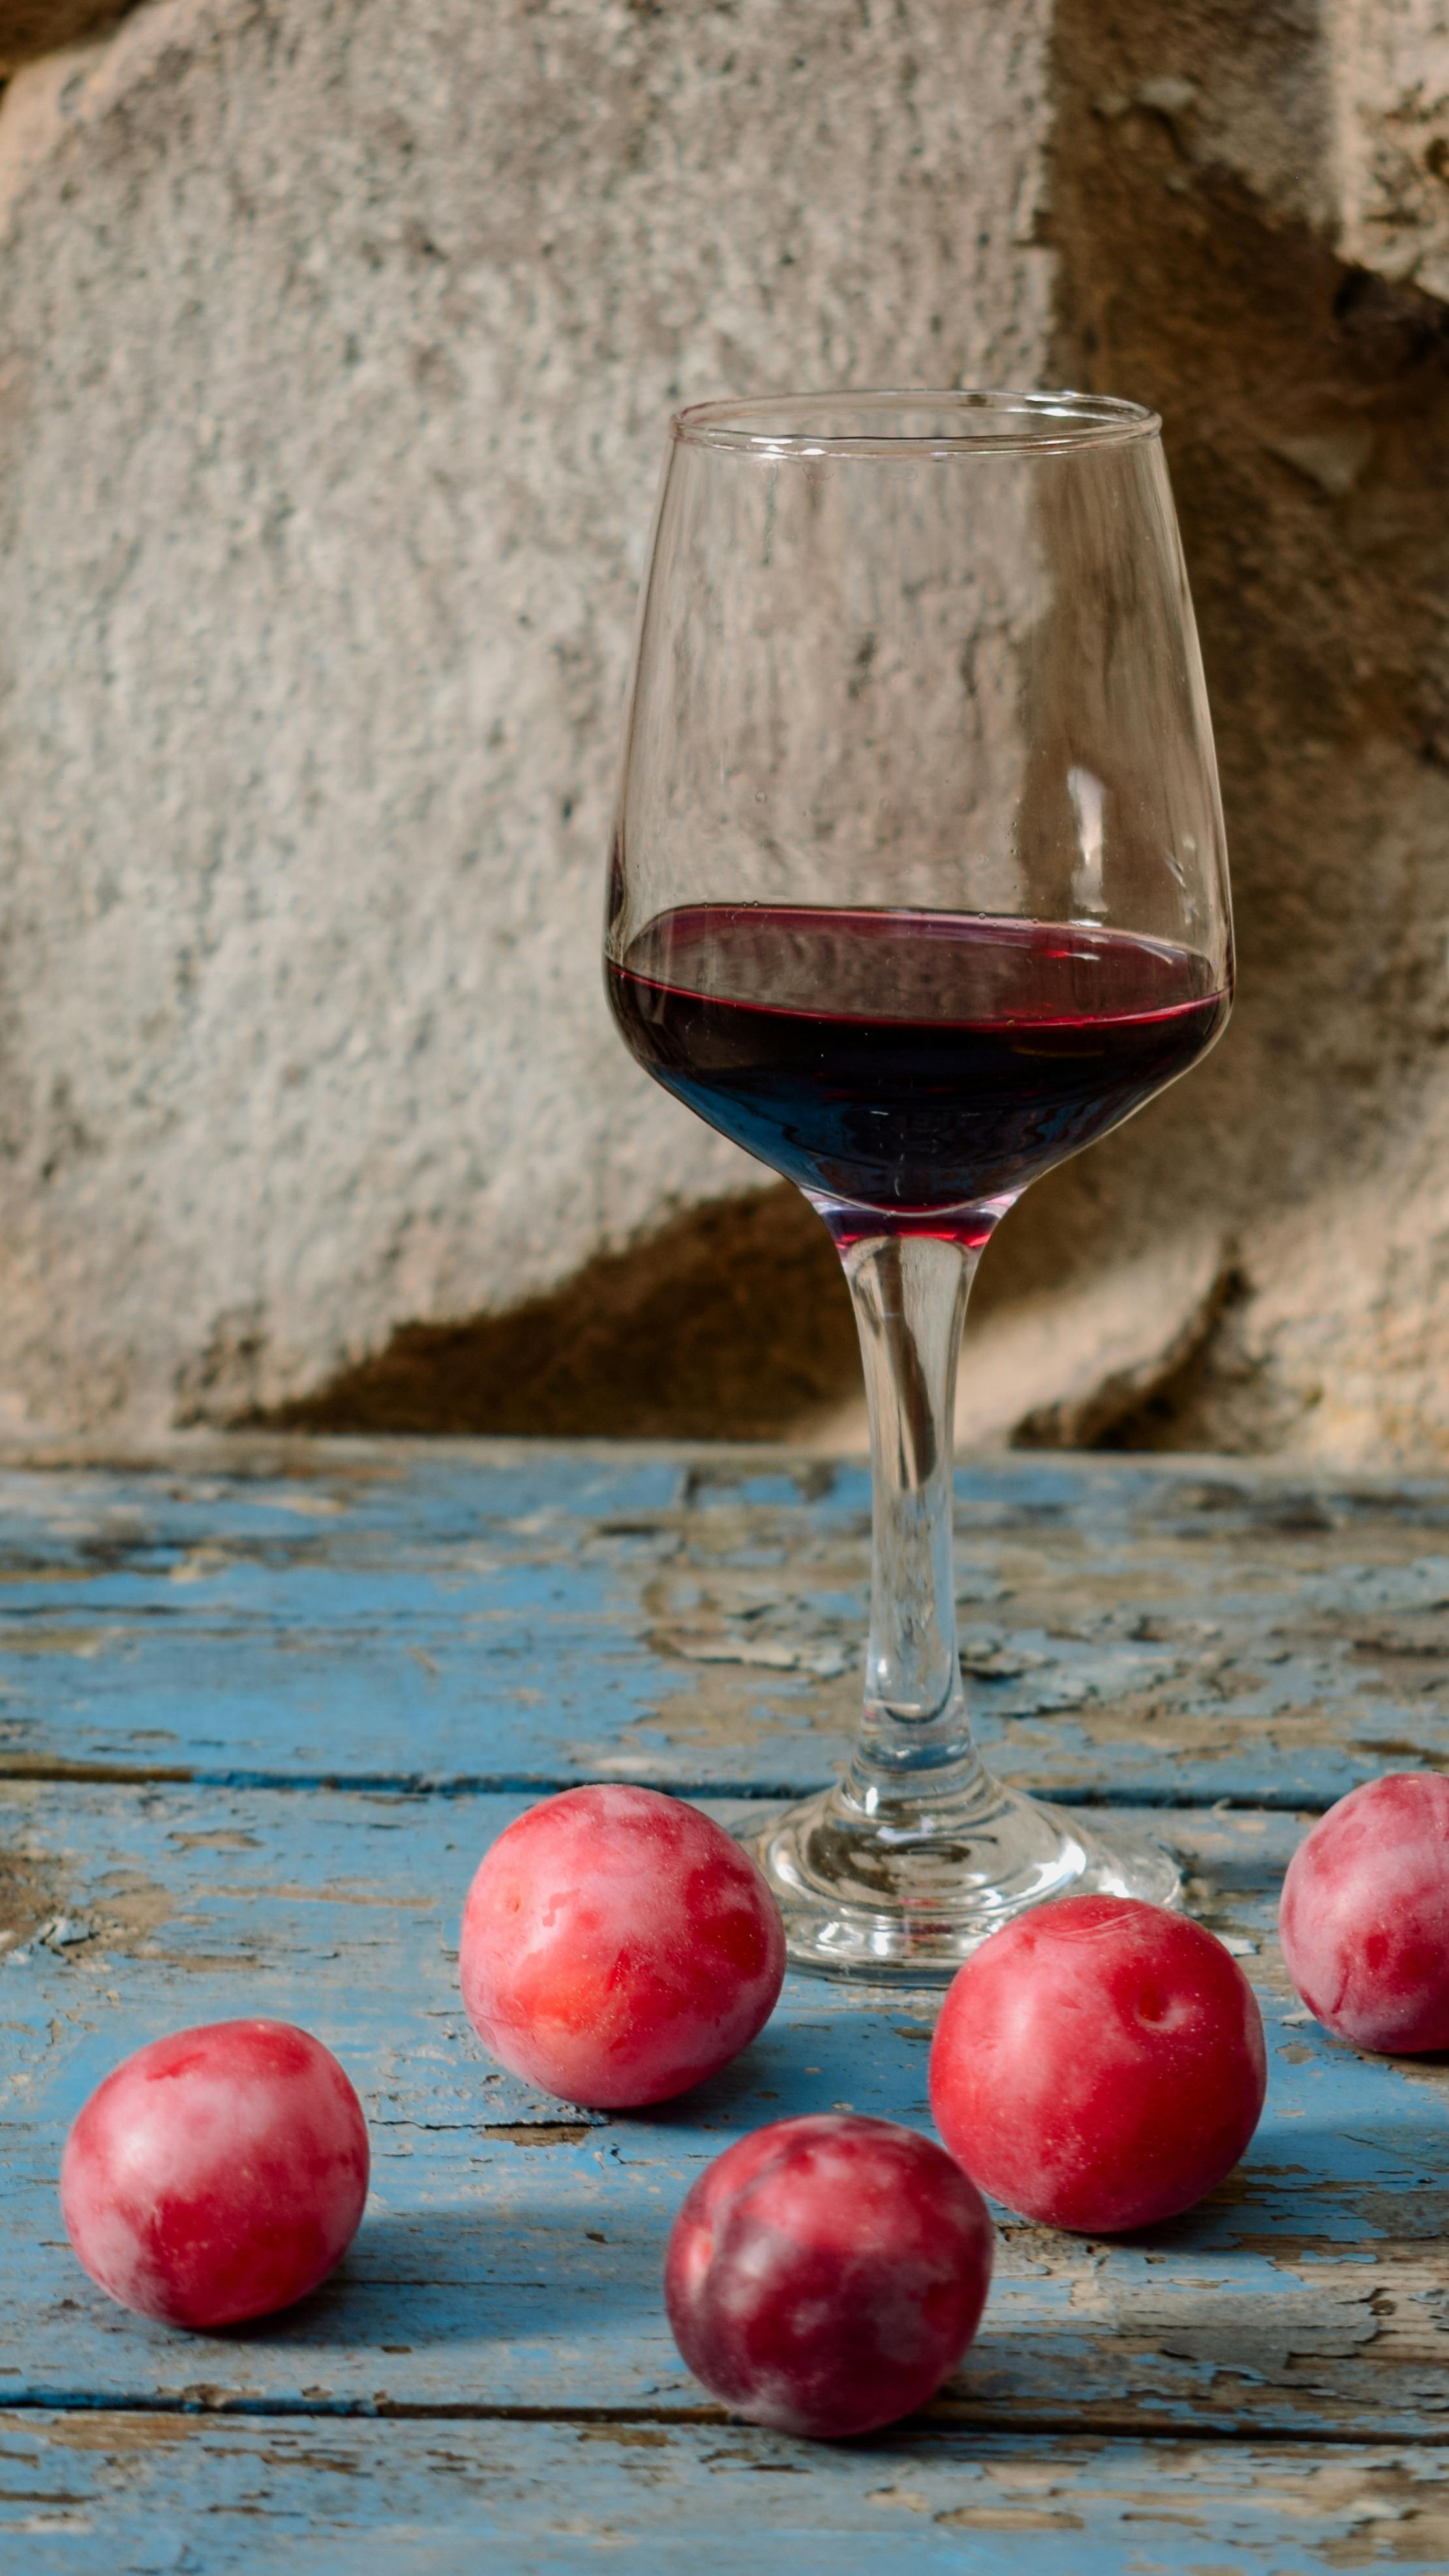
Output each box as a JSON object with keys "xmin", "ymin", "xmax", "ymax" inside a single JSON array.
[
  {"xmin": 7, "ymin": 2414, "xmax": 1449, "ymax": 2575},
  {"xmin": 0, "ymin": 1443, "xmax": 1448, "ymax": 1803},
  {"xmin": 5, "ymin": 1441, "xmax": 1449, "ymax": 2555},
  {"xmin": 5, "ymin": 1783, "xmax": 1448, "ymax": 2440}
]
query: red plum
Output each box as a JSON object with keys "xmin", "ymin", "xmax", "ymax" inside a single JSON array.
[
  {"xmin": 664, "ymin": 2112, "xmax": 993, "ymax": 2438},
  {"xmin": 930, "ymin": 1895, "xmax": 1266, "ymax": 2233},
  {"xmin": 459, "ymin": 1784, "xmax": 785, "ymax": 2108},
  {"xmin": 1280, "ymin": 1772, "xmax": 1449, "ymax": 2051},
  {"xmin": 61, "ymin": 2018, "xmax": 369, "ymax": 2327}
]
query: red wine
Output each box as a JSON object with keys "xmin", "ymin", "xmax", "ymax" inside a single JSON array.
[{"xmin": 608, "ymin": 904, "xmax": 1229, "ymax": 1223}]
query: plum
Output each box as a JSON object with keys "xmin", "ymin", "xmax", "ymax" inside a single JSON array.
[
  {"xmin": 459, "ymin": 1784, "xmax": 786, "ymax": 2108},
  {"xmin": 929, "ymin": 1895, "xmax": 1266, "ymax": 2234},
  {"xmin": 60, "ymin": 2017, "xmax": 369, "ymax": 2327},
  {"xmin": 1279, "ymin": 1771, "xmax": 1449, "ymax": 2051},
  {"xmin": 664, "ymin": 2112, "xmax": 993, "ymax": 2438}
]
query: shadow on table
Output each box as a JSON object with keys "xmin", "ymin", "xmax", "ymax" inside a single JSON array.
[
  {"xmin": 1014, "ymin": 2112, "xmax": 1449, "ymax": 2265},
  {"xmin": 182, "ymin": 2096, "xmax": 1449, "ymax": 2369},
  {"xmin": 218, "ymin": 2201, "xmax": 677, "ymax": 2351}
]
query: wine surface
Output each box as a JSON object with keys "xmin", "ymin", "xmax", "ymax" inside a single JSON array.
[{"xmin": 608, "ymin": 904, "xmax": 1229, "ymax": 1221}]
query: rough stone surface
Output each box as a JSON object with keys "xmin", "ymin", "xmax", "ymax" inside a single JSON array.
[
  {"xmin": 0, "ymin": 0, "xmax": 131, "ymax": 75},
  {"xmin": 7, "ymin": 0, "xmax": 1449, "ymax": 1461},
  {"xmin": 0, "ymin": 0, "xmax": 1052, "ymax": 1437},
  {"xmin": 1011, "ymin": 0, "xmax": 1449, "ymax": 1467},
  {"xmin": 827, "ymin": 0, "xmax": 1449, "ymax": 1467},
  {"xmin": 1333, "ymin": 0, "xmax": 1449, "ymax": 299}
]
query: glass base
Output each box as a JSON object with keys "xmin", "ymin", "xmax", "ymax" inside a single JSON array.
[{"xmin": 744, "ymin": 1765, "xmax": 1182, "ymax": 1984}]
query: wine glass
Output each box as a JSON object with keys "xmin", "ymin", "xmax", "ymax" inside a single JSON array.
[{"xmin": 605, "ymin": 390, "xmax": 1232, "ymax": 1982}]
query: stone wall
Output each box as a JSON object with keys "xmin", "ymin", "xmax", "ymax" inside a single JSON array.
[
  {"xmin": 3, "ymin": 0, "xmax": 1449, "ymax": 1460},
  {"xmin": 0, "ymin": 0, "xmax": 1052, "ymax": 1436},
  {"xmin": 994, "ymin": 0, "xmax": 1449, "ymax": 1464},
  {"xmin": 0, "ymin": 1, "xmax": 128, "ymax": 76}
]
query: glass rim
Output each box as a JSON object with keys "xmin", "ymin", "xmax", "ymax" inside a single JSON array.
[{"xmin": 671, "ymin": 388, "xmax": 1161, "ymax": 460}]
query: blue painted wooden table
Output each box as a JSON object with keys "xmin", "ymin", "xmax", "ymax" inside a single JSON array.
[{"xmin": 4, "ymin": 1437, "xmax": 1449, "ymax": 2571}]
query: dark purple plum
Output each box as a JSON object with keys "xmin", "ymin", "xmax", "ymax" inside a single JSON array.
[{"xmin": 664, "ymin": 2112, "xmax": 993, "ymax": 2438}]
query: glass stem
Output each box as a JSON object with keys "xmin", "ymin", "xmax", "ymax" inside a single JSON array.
[{"xmin": 839, "ymin": 1231, "xmax": 986, "ymax": 1800}]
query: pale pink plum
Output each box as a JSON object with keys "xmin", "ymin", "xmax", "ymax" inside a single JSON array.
[
  {"xmin": 459, "ymin": 1785, "xmax": 786, "ymax": 2109},
  {"xmin": 60, "ymin": 2019, "xmax": 369, "ymax": 2328},
  {"xmin": 930, "ymin": 1896, "xmax": 1266, "ymax": 2235},
  {"xmin": 665, "ymin": 2113, "xmax": 992, "ymax": 2438},
  {"xmin": 1280, "ymin": 1773, "xmax": 1449, "ymax": 2051}
]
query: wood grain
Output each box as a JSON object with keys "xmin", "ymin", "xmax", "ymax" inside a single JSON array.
[
  {"xmin": 1, "ymin": 1444, "xmax": 1448, "ymax": 1803},
  {"xmin": 7, "ymin": 2415, "xmax": 1449, "ymax": 2573},
  {"xmin": 3, "ymin": 1443, "xmax": 1449, "ymax": 2566}
]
